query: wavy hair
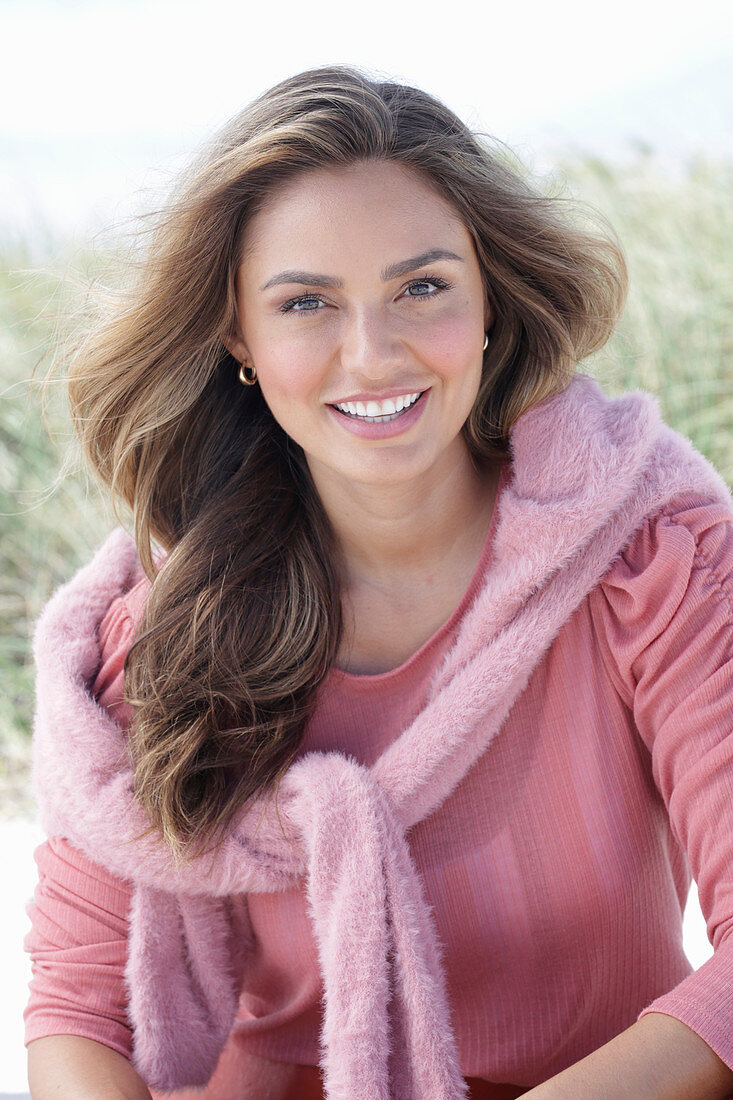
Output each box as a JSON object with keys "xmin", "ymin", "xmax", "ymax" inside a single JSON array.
[{"xmin": 67, "ymin": 65, "xmax": 627, "ymax": 856}]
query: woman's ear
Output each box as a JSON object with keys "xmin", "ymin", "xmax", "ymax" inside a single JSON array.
[{"xmin": 223, "ymin": 332, "xmax": 249, "ymax": 363}]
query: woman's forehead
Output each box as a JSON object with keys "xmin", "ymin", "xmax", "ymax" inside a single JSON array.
[{"xmin": 241, "ymin": 161, "xmax": 471, "ymax": 266}]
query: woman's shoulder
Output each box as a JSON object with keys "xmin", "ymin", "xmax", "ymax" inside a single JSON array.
[
  {"xmin": 96, "ymin": 572, "xmax": 151, "ymax": 662},
  {"xmin": 93, "ymin": 574, "xmax": 151, "ymax": 727},
  {"xmin": 588, "ymin": 490, "xmax": 733, "ymax": 709},
  {"xmin": 600, "ymin": 490, "xmax": 733, "ymax": 604}
]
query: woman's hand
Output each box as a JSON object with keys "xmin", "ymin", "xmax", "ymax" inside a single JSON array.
[{"xmin": 521, "ymin": 1013, "xmax": 733, "ymax": 1099}]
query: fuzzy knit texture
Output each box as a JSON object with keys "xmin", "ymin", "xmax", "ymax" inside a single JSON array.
[{"xmin": 28, "ymin": 373, "xmax": 733, "ymax": 1098}]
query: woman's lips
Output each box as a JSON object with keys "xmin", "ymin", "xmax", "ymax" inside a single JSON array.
[{"xmin": 327, "ymin": 389, "xmax": 429, "ymax": 439}]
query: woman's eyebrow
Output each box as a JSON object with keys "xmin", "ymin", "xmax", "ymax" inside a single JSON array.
[{"xmin": 259, "ymin": 248, "xmax": 464, "ymax": 291}]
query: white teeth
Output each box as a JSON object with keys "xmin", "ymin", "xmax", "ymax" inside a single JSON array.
[{"xmin": 334, "ymin": 391, "xmax": 424, "ymax": 420}]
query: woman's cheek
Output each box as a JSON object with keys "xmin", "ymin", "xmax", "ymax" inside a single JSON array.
[
  {"xmin": 420, "ymin": 313, "xmax": 480, "ymax": 373},
  {"xmin": 272, "ymin": 325, "xmax": 335, "ymax": 375},
  {"xmin": 258, "ymin": 349, "xmax": 323, "ymax": 409}
]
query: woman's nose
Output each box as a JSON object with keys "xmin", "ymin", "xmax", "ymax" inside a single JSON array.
[{"xmin": 338, "ymin": 308, "xmax": 405, "ymax": 380}]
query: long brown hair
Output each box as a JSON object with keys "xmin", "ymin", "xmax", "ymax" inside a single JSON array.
[{"xmin": 67, "ymin": 65, "xmax": 627, "ymax": 857}]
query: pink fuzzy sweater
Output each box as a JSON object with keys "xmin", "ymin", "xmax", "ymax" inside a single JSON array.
[{"xmin": 25, "ymin": 375, "xmax": 733, "ymax": 1097}]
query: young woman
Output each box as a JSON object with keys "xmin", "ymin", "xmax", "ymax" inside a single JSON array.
[{"xmin": 24, "ymin": 66, "xmax": 733, "ymax": 1099}]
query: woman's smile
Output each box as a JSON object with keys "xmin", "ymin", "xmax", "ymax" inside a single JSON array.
[
  {"xmin": 327, "ymin": 388, "xmax": 430, "ymax": 438},
  {"xmin": 332, "ymin": 390, "xmax": 424, "ymax": 419}
]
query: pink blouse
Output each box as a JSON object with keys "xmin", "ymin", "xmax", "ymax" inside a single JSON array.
[{"xmin": 24, "ymin": 479, "xmax": 733, "ymax": 1087}]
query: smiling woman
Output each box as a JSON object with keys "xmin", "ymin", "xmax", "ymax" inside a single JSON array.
[{"xmin": 24, "ymin": 66, "xmax": 733, "ymax": 1100}]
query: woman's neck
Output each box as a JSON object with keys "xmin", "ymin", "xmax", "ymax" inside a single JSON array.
[{"xmin": 309, "ymin": 444, "xmax": 502, "ymax": 594}]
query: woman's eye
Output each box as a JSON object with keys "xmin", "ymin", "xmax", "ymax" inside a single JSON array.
[
  {"xmin": 280, "ymin": 295, "xmax": 325, "ymax": 313},
  {"xmin": 404, "ymin": 276, "xmax": 450, "ymax": 298}
]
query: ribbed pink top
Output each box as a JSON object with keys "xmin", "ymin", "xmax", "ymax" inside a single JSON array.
[{"xmin": 24, "ymin": 478, "xmax": 733, "ymax": 1087}]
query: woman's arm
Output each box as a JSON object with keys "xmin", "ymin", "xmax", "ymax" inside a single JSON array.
[
  {"xmin": 27, "ymin": 1035, "xmax": 152, "ymax": 1099},
  {"xmin": 24, "ymin": 837, "xmax": 135, "ymax": 1058},
  {"xmin": 562, "ymin": 500, "xmax": 733, "ymax": 1099},
  {"xmin": 524, "ymin": 1012, "xmax": 733, "ymax": 1098}
]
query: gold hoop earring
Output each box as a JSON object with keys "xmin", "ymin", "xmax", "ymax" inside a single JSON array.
[
  {"xmin": 238, "ymin": 361, "xmax": 257, "ymax": 386},
  {"xmin": 482, "ymin": 334, "xmax": 488, "ymax": 352}
]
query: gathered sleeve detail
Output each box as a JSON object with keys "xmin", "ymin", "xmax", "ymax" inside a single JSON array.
[
  {"xmin": 92, "ymin": 582, "xmax": 147, "ymax": 732},
  {"xmin": 590, "ymin": 492, "xmax": 733, "ymax": 1068}
]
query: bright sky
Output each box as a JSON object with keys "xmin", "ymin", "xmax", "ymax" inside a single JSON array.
[{"xmin": 1, "ymin": 0, "xmax": 732, "ymax": 237}]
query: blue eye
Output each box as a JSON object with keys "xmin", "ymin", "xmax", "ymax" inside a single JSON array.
[
  {"xmin": 404, "ymin": 276, "xmax": 450, "ymax": 298},
  {"xmin": 280, "ymin": 295, "xmax": 326, "ymax": 313}
]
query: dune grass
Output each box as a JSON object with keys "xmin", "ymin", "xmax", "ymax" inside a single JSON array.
[
  {"xmin": 0, "ymin": 244, "xmax": 117, "ymax": 810},
  {"xmin": 1, "ymin": 152, "xmax": 731, "ymax": 809},
  {"xmin": 570, "ymin": 154, "xmax": 732, "ymax": 475}
]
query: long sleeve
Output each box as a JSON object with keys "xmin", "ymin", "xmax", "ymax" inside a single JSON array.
[
  {"xmin": 23, "ymin": 835, "xmax": 134, "ymax": 1055},
  {"xmin": 590, "ymin": 492, "xmax": 733, "ymax": 1069},
  {"xmin": 24, "ymin": 592, "xmax": 139, "ymax": 1054}
]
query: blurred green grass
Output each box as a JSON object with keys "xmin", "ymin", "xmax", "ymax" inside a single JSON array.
[
  {"xmin": 1, "ymin": 244, "xmax": 117, "ymax": 810},
  {"xmin": 2, "ymin": 153, "xmax": 732, "ymax": 809}
]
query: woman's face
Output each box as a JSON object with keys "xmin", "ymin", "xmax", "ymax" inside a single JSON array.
[{"xmin": 230, "ymin": 159, "xmax": 488, "ymax": 494}]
